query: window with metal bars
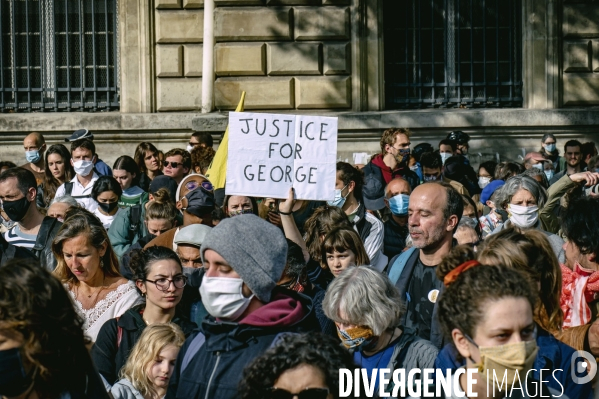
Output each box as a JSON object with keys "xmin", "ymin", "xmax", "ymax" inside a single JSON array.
[
  {"xmin": 0, "ymin": 0, "xmax": 119, "ymax": 112},
  {"xmin": 383, "ymin": 0, "xmax": 522, "ymax": 109}
]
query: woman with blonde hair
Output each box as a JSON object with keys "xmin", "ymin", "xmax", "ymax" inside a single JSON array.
[
  {"xmin": 111, "ymin": 323, "xmax": 185, "ymax": 399},
  {"xmin": 52, "ymin": 208, "xmax": 143, "ymax": 341}
]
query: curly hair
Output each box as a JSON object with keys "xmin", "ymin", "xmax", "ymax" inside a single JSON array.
[
  {"xmin": 437, "ymin": 263, "xmax": 537, "ymax": 341},
  {"xmin": 191, "ymin": 145, "xmax": 216, "ymax": 175},
  {"xmin": 164, "ymin": 148, "xmax": 191, "ymax": 170},
  {"xmin": 238, "ymin": 333, "xmax": 359, "ymax": 399},
  {"xmin": 304, "ymin": 206, "xmax": 352, "ymax": 261},
  {"xmin": 562, "ymin": 195, "xmax": 599, "ymax": 257},
  {"xmin": 380, "ymin": 128, "xmax": 411, "ymax": 154},
  {"xmin": 0, "ymin": 259, "xmax": 95, "ymax": 397}
]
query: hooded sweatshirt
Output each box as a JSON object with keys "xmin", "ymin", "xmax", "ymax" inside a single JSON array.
[{"xmin": 166, "ymin": 288, "xmax": 319, "ymax": 399}]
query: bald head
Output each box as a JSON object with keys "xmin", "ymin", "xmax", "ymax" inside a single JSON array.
[
  {"xmin": 24, "ymin": 132, "xmax": 45, "ymax": 147},
  {"xmin": 385, "ymin": 178, "xmax": 411, "ymax": 199}
]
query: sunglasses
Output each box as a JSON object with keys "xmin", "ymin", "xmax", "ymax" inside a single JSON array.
[
  {"xmin": 185, "ymin": 180, "xmax": 214, "ymax": 192},
  {"xmin": 164, "ymin": 161, "xmax": 182, "ymax": 168},
  {"xmin": 267, "ymin": 388, "xmax": 329, "ymax": 399}
]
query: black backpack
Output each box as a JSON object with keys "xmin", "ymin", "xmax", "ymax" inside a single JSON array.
[
  {"xmin": 64, "ymin": 182, "xmax": 92, "ymax": 200},
  {"xmin": 128, "ymin": 204, "xmax": 142, "ymax": 240}
]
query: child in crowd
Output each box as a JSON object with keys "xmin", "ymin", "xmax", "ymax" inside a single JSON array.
[
  {"xmin": 110, "ymin": 323, "xmax": 185, "ymax": 399},
  {"xmin": 320, "ymin": 226, "xmax": 370, "ymax": 277}
]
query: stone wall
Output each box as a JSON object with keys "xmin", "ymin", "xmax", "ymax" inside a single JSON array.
[
  {"xmin": 562, "ymin": 1, "xmax": 599, "ymax": 105},
  {"xmin": 153, "ymin": 0, "xmax": 353, "ymax": 111}
]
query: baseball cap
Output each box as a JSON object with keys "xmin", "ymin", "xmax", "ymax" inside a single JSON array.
[
  {"xmin": 174, "ymin": 224, "xmax": 212, "ymax": 247},
  {"xmin": 523, "ymin": 152, "xmax": 547, "ymax": 163},
  {"xmin": 363, "ymin": 173, "xmax": 385, "ymax": 211},
  {"xmin": 65, "ymin": 129, "xmax": 94, "ymax": 142}
]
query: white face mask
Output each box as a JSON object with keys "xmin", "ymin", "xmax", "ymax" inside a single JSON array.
[
  {"xmin": 478, "ymin": 176, "xmax": 491, "ymax": 189},
  {"xmin": 508, "ymin": 204, "xmax": 539, "ymax": 228},
  {"xmin": 199, "ymin": 276, "xmax": 254, "ymax": 320},
  {"xmin": 186, "ymin": 144, "xmax": 194, "ymax": 153},
  {"xmin": 73, "ymin": 159, "xmax": 94, "ymax": 176},
  {"xmin": 440, "ymin": 152, "xmax": 452, "ymax": 165}
]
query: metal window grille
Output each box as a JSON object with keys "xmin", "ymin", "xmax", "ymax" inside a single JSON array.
[
  {"xmin": 383, "ymin": 0, "xmax": 522, "ymax": 109},
  {"xmin": 0, "ymin": 0, "xmax": 119, "ymax": 112}
]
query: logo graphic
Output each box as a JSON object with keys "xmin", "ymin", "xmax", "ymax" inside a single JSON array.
[{"xmin": 570, "ymin": 350, "xmax": 597, "ymax": 384}]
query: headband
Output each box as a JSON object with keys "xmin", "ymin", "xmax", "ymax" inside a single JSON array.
[{"xmin": 443, "ymin": 260, "xmax": 480, "ymax": 287}]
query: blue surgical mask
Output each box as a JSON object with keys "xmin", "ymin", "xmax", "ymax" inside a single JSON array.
[
  {"xmin": 327, "ymin": 183, "xmax": 349, "ymax": 208},
  {"xmin": 544, "ymin": 143, "xmax": 556, "ymax": 152},
  {"xmin": 388, "ymin": 194, "xmax": 409, "ymax": 216},
  {"xmin": 440, "ymin": 153, "xmax": 452, "ymax": 165},
  {"xmin": 532, "ymin": 163, "xmax": 543, "ymax": 171},
  {"xmin": 545, "ymin": 170, "xmax": 554, "ymax": 181},
  {"xmin": 25, "ymin": 150, "xmax": 40, "ymax": 164}
]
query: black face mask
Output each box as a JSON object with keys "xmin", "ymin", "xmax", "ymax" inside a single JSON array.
[
  {"xmin": 97, "ymin": 201, "xmax": 118, "ymax": 213},
  {"xmin": 0, "ymin": 348, "xmax": 36, "ymax": 397},
  {"xmin": 2, "ymin": 196, "xmax": 31, "ymax": 222}
]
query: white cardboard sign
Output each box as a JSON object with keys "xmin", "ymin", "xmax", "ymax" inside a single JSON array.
[{"xmin": 226, "ymin": 112, "xmax": 338, "ymax": 200}]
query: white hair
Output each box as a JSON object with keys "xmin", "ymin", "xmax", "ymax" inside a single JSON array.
[{"xmin": 322, "ymin": 266, "xmax": 405, "ymax": 335}]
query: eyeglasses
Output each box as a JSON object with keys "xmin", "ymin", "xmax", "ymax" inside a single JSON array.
[
  {"xmin": 164, "ymin": 161, "xmax": 182, "ymax": 168},
  {"xmin": 267, "ymin": 387, "xmax": 329, "ymax": 399},
  {"xmin": 145, "ymin": 275, "xmax": 187, "ymax": 291}
]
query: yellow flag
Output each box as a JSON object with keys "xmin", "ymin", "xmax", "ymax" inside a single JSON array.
[{"xmin": 205, "ymin": 91, "xmax": 246, "ymax": 189}]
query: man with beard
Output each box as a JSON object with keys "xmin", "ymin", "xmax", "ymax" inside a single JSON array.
[
  {"xmin": 362, "ymin": 128, "xmax": 419, "ymax": 211},
  {"xmin": 385, "ymin": 181, "xmax": 462, "ymax": 348}
]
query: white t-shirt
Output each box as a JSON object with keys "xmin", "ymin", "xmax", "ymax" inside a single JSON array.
[{"xmin": 93, "ymin": 207, "xmax": 122, "ymax": 230}]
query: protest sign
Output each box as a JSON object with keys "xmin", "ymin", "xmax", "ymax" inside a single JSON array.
[{"xmin": 226, "ymin": 112, "xmax": 338, "ymax": 200}]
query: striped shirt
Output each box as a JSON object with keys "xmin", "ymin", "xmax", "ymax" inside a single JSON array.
[{"xmin": 4, "ymin": 224, "xmax": 36, "ymax": 249}]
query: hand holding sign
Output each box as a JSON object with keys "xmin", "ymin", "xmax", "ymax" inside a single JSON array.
[{"xmin": 226, "ymin": 112, "xmax": 338, "ymax": 200}]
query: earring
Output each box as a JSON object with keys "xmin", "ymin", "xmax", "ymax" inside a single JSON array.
[{"xmin": 100, "ymin": 259, "xmax": 104, "ymax": 269}]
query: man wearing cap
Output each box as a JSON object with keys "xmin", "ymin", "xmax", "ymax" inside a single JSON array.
[
  {"xmin": 65, "ymin": 128, "xmax": 112, "ymax": 176},
  {"xmin": 167, "ymin": 214, "xmax": 318, "ymax": 399},
  {"xmin": 20, "ymin": 132, "xmax": 46, "ymax": 186},
  {"xmin": 145, "ymin": 174, "xmax": 215, "ymax": 250},
  {"xmin": 53, "ymin": 139, "xmax": 100, "ymax": 212},
  {"xmin": 383, "ymin": 178, "xmax": 411, "ymax": 259},
  {"xmin": 523, "ymin": 152, "xmax": 547, "ymax": 170},
  {"xmin": 174, "ymin": 224, "xmax": 211, "ymax": 268},
  {"xmin": 362, "ymin": 128, "xmax": 419, "ymax": 212}
]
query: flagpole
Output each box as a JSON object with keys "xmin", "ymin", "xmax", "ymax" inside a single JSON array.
[{"xmin": 201, "ymin": 0, "xmax": 215, "ymax": 113}]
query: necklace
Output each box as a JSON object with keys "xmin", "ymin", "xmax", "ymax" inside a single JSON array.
[{"xmin": 75, "ymin": 276, "xmax": 106, "ymax": 306}]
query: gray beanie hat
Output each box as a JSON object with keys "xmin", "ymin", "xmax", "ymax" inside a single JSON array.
[{"xmin": 201, "ymin": 214, "xmax": 288, "ymax": 302}]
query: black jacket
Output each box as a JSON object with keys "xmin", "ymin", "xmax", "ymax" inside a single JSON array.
[
  {"xmin": 362, "ymin": 160, "xmax": 420, "ymax": 195},
  {"xmin": 166, "ymin": 288, "xmax": 319, "ymax": 399},
  {"xmin": 386, "ymin": 250, "xmax": 444, "ymax": 349},
  {"xmin": 31, "ymin": 216, "xmax": 62, "ymax": 272},
  {"xmin": 0, "ymin": 234, "xmax": 36, "ymax": 264},
  {"xmin": 383, "ymin": 217, "xmax": 408, "ymax": 259},
  {"xmin": 91, "ymin": 304, "xmax": 197, "ymax": 386}
]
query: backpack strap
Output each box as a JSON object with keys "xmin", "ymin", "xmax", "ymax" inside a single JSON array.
[
  {"xmin": 128, "ymin": 205, "xmax": 142, "ymax": 240},
  {"xmin": 64, "ymin": 182, "xmax": 73, "ymax": 196},
  {"xmin": 32, "ymin": 217, "xmax": 58, "ymax": 256},
  {"xmin": 181, "ymin": 332, "xmax": 206, "ymax": 373},
  {"xmin": 387, "ymin": 247, "xmax": 417, "ymax": 285}
]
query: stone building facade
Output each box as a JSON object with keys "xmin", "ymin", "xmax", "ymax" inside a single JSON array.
[{"xmin": 1, "ymin": 0, "xmax": 599, "ymax": 166}]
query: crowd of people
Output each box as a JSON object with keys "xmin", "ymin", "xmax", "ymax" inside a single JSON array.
[{"xmin": 1, "ymin": 127, "xmax": 599, "ymax": 398}]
